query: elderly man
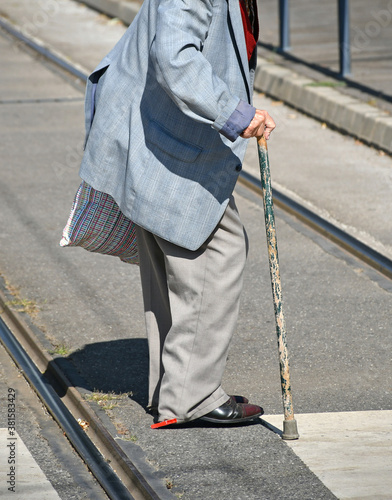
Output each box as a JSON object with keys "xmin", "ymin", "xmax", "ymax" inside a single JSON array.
[{"xmin": 80, "ymin": 0, "xmax": 275, "ymax": 427}]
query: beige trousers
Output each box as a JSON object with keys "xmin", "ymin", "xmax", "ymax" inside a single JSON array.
[{"xmin": 135, "ymin": 196, "xmax": 248, "ymax": 423}]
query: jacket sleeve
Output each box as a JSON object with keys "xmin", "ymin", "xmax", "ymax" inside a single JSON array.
[{"xmin": 151, "ymin": 0, "xmax": 254, "ymax": 141}]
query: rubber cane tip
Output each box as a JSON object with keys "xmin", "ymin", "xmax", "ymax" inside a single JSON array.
[
  {"xmin": 282, "ymin": 419, "xmax": 300, "ymax": 440},
  {"xmin": 151, "ymin": 418, "xmax": 177, "ymax": 429}
]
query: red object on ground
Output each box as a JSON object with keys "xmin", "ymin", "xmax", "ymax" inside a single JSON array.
[{"xmin": 151, "ymin": 419, "xmax": 178, "ymax": 429}]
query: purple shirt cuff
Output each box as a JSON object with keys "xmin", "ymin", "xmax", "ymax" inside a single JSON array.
[{"xmin": 219, "ymin": 100, "xmax": 256, "ymax": 142}]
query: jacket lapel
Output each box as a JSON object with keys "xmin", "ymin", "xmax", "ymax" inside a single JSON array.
[{"xmin": 227, "ymin": 0, "xmax": 251, "ymax": 103}]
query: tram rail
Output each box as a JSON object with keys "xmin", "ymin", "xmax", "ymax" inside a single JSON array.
[
  {"xmin": 0, "ymin": 12, "xmax": 391, "ymax": 500},
  {"xmin": 0, "ymin": 294, "xmax": 140, "ymax": 500}
]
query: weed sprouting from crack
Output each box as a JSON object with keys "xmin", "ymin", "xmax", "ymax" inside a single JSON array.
[
  {"xmin": 3, "ymin": 278, "xmax": 42, "ymax": 318},
  {"xmin": 305, "ymin": 80, "xmax": 347, "ymax": 88},
  {"xmin": 84, "ymin": 390, "xmax": 132, "ymax": 410},
  {"xmin": 48, "ymin": 343, "xmax": 71, "ymax": 356},
  {"xmin": 5, "ymin": 298, "xmax": 40, "ymax": 318}
]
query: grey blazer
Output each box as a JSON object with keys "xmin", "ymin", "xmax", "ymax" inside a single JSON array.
[{"xmin": 80, "ymin": 0, "xmax": 256, "ymax": 250}]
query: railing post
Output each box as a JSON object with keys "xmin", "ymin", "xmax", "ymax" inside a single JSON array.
[
  {"xmin": 338, "ymin": 0, "xmax": 351, "ymax": 76},
  {"xmin": 279, "ymin": 0, "xmax": 290, "ymax": 51}
]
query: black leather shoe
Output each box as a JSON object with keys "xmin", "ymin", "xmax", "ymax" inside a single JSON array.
[
  {"xmin": 199, "ymin": 397, "xmax": 263, "ymax": 424},
  {"xmin": 149, "ymin": 395, "xmax": 248, "ymax": 414}
]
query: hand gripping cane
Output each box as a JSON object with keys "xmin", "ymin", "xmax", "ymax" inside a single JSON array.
[{"xmin": 257, "ymin": 135, "xmax": 299, "ymax": 440}]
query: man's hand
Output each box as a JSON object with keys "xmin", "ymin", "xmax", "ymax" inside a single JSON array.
[{"xmin": 240, "ymin": 109, "xmax": 276, "ymax": 140}]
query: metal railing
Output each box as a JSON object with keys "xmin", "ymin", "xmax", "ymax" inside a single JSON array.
[{"xmin": 277, "ymin": 0, "xmax": 351, "ymax": 77}]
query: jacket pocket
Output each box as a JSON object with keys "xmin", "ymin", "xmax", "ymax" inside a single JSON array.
[{"xmin": 146, "ymin": 120, "xmax": 202, "ymax": 163}]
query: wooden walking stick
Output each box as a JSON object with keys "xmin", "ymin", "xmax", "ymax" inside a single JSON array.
[{"xmin": 257, "ymin": 135, "xmax": 299, "ymax": 440}]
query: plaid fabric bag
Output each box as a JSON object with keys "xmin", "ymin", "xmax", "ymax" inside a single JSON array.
[{"xmin": 60, "ymin": 181, "xmax": 139, "ymax": 265}]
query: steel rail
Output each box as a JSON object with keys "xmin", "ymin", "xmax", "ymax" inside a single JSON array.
[
  {"xmin": 0, "ymin": 20, "xmax": 175, "ymax": 500},
  {"xmin": 0, "ymin": 17, "xmax": 88, "ymax": 83},
  {"xmin": 239, "ymin": 170, "xmax": 392, "ymax": 280},
  {"xmin": 0, "ymin": 289, "xmax": 167, "ymax": 500},
  {"xmin": 0, "ymin": 312, "xmax": 135, "ymax": 500}
]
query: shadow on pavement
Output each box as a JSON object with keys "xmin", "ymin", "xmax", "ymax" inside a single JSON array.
[{"xmin": 47, "ymin": 338, "xmax": 150, "ymax": 409}]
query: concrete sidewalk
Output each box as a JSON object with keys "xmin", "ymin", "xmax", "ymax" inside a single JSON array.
[{"xmin": 264, "ymin": 411, "xmax": 392, "ymax": 500}]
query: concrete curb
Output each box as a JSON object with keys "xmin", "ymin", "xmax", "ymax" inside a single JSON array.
[
  {"xmin": 79, "ymin": 0, "xmax": 392, "ymax": 155},
  {"xmin": 81, "ymin": 0, "xmax": 140, "ymax": 25},
  {"xmin": 254, "ymin": 59, "xmax": 392, "ymax": 153}
]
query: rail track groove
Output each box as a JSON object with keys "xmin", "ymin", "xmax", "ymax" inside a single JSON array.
[
  {"xmin": 0, "ymin": 288, "xmax": 166, "ymax": 500},
  {"xmin": 240, "ymin": 171, "xmax": 392, "ymax": 280}
]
